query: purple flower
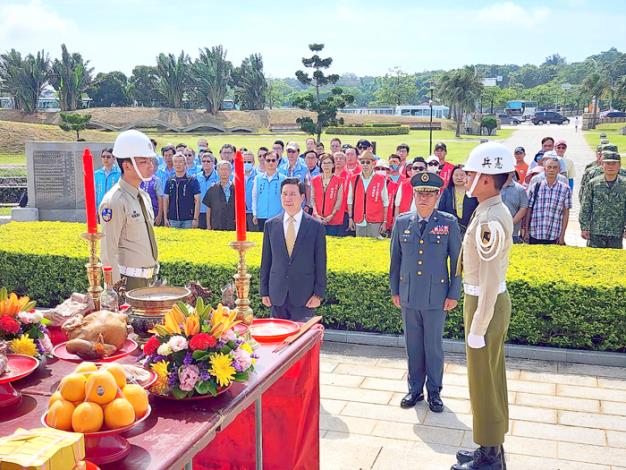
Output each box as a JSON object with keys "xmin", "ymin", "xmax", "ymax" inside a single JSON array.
[
  {"xmin": 178, "ymin": 364, "xmax": 200, "ymax": 392},
  {"xmin": 183, "ymin": 351, "xmax": 193, "ymax": 365},
  {"xmin": 233, "ymin": 349, "xmax": 252, "ymax": 370},
  {"xmin": 200, "ymin": 370, "xmax": 211, "ymax": 381}
]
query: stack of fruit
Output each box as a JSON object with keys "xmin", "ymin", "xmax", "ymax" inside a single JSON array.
[{"xmin": 46, "ymin": 362, "xmax": 149, "ymax": 433}]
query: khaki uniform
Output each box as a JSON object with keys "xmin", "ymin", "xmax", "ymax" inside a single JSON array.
[
  {"xmin": 99, "ymin": 178, "xmax": 158, "ymax": 289},
  {"xmin": 462, "ymin": 194, "xmax": 513, "ymax": 447}
]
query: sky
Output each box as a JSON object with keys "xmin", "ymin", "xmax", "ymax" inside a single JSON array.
[{"xmin": 1, "ymin": 0, "xmax": 625, "ymax": 79}]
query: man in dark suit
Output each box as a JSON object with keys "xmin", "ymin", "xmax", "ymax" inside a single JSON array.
[
  {"xmin": 260, "ymin": 177, "xmax": 327, "ymax": 321},
  {"xmin": 389, "ymin": 172, "xmax": 462, "ymax": 413}
]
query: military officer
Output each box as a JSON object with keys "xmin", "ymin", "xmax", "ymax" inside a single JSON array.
[
  {"xmin": 389, "ymin": 172, "xmax": 462, "ymax": 413},
  {"xmin": 452, "ymin": 142, "xmax": 514, "ymax": 470},
  {"xmin": 99, "ymin": 130, "xmax": 159, "ymax": 291},
  {"xmin": 580, "ymin": 151, "xmax": 626, "ymax": 249},
  {"xmin": 579, "ymin": 146, "xmax": 626, "ymax": 204}
]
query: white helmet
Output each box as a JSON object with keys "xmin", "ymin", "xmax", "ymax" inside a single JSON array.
[
  {"xmin": 464, "ymin": 142, "xmax": 515, "ymax": 174},
  {"xmin": 113, "ymin": 130, "xmax": 157, "ymax": 182}
]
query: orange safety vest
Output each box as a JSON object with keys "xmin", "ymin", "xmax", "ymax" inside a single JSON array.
[
  {"xmin": 312, "ymin": 175, "xmax": 344, "ymax": 226},
  {"xmin": 397, "ymin": 179, "xmax": 414, "ymax": 214},
  {"xmin": 351, "ymin": 173, "xmax": 386, "ymax": 224}
]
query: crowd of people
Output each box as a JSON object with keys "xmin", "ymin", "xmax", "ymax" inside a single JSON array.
[{"xmin": 94, "ymin": 133, "xmax": 625, "ymax": 248}]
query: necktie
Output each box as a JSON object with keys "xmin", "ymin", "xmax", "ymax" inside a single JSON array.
[
  {"xmin": 138, "ymin": 194, "xmax": 158, "ymax": 262},
  {"xmin": 419, "ymin": 219, "xmax": 427, "ymax": 237},
  {"xmin": 286, "ymin": 216, "xmax": 296, "ymax": 257}
]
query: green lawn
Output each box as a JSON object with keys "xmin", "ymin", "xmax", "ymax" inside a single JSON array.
[
  {"xmin": 0, "ymin": 154, "xmax": 25, "ymax": 165},
  {"xmin": 0, "ymin": 207, "xmax": 12, "ymax": 216},
  {"xmin": 584, "ymin": 123, "xmax": 626, "ymax": 152}
]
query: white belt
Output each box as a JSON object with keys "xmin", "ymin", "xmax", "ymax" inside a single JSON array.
[
  {"xmin": 119, "ymin": 265, "xmax": 159, "ymax": 279},
  {"xmin": 464, "ymin": 281, "xmax": 506, "ymax": 296}
]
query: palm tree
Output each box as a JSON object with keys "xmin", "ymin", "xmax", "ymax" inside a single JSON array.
[
  {"xmin": 233, "ymin": 53, "xmax": 267, "ymax": 110},
  {"xmin": 0, "ymin": 49, "xmax": 27, "ymax": 110},
  {"xmin": 0, "ymin": 49, "xmax": 51, "ymax": 113},
  {"xmin": 50, "ymin": 44, "xmax": 93, "ymax": 111},
  {"xmin": 155, "ymin": 51, "xmax": 189, "ymax": 108},
  {"xmin": 191, "ymin": 46, "xmax": 232, "ymax": 114},
  {"xmin": 437, "ymin": 66, "xmax": 483, "ymax": 137},
  {"xmin": 582, "ymin": 72, "xmax": 609, "ymax": 128}
]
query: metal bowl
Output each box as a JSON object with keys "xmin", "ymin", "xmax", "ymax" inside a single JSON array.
[{"xmin": 125, "ymin": 286, "xmax": 191, "ymax": 312}]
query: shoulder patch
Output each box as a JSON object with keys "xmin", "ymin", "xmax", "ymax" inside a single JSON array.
[{"xmin": 101, "ymin": 208, "xmax": 113, "ymax": 222}]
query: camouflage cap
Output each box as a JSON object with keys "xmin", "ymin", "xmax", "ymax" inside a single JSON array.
[
  {"xmin": 601, "ymin": 143, "xmax": 619, "ymax": 153},
  {"xmin": 600, "ymin": 138, "xmax": 610, "ymax": 145},
  {"xmin": 602, "ymin": 151, "xmax": 621, "ymax": 162},
  {"xmin": 596, "ymin": 144, "xmax": 603, "ymax": 151},
  {"xmin": 599, "ymin": 132, "xmax": 608, "ymax": 139}
]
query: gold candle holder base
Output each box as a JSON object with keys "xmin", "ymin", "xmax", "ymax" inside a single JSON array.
[
  {"xmin": 81, "ymin": 232, "xmax": 104, "ymax": 311},
  {"xmin": 229, "ymin": 240, "xmax": 255, "ymax": 325}
]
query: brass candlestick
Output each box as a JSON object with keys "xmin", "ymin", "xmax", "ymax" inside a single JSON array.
[
  {"xmin": 81, "ymin": 232, "xmax": 104, "ymax": 311},
  {"xmin": 229, "ymin": 240, "xmax": 255, "ymax": 325}
]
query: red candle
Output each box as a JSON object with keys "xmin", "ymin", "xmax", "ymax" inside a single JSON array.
[
  {"xmin": 233, "ymin": 150, "xmax": 247, "ymax": 241},
  {"xmin": 82, "ymin": 148, "xmax": 98, "ymax": 234}
]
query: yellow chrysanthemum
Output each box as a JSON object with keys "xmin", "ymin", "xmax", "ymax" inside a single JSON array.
[
  {"xmin": 10, "ymin": 334, "xmax": 38, "ymax": 357},
  {"xmin": 150, "ymin": 360, "xmax": 170, "ymax": 395},
  {"xmin": 208, "ymin": 353, "xmax": 235, "ymax": 387}
]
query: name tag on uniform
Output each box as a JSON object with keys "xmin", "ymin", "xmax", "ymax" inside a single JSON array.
[
  {"xmin": 430, "ymin": 225, "xmax": 449, "ymax": 235},
  {"xmin": 130, "ymin": 210, "xmax": 140, "ymax": 219}
]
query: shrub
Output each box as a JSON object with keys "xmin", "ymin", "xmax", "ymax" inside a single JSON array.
[
  {"xmin": 481, "ymin": 116, "xmax": 498, "ymax": 136},
  {"xmin": 325, "ymin": 125, "xmax": 410, "ymax": 136},
  {"xmin": 0, "ymin": 222, "xmax": 625, "ymax": 352}
]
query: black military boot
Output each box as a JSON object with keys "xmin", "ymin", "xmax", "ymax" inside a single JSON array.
[
  {"xmin": 456, "ymin": 446, "xmax": 506, "ymax": 469},
  {"xmin": 450, "ymin": 446, "xmax": 503, "ymax": 470},
  {"xmin": 400, "ymin": 391, "xmax": 424, "ymax": 408}
]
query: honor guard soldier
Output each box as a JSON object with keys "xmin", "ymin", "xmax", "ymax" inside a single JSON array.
[
  {"xmin": 452, "ymin": 142, "xmax": 514, "ymax": 470},
  {"xmin": 99, "ymin": 130, "xmax": 159, "ymax": 291},
  {"xmin": 389, "ymin": 172, "xmax": 462, "ymax": 413}
]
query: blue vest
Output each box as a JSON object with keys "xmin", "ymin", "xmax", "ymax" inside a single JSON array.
[
  {"xmin": 196, "ymin": 170, "xmax": 220, "ymax": 213},
  {"xmin": 255, "ymin": 172, "xmax": 285, "ymax": 219},
  {"xmin": 244, "ymin": 169, "xmax": 257, "ymax": 213},
  {"xmin": 94, "ymin": 166, "xmax": 121, "ymax": 209}
]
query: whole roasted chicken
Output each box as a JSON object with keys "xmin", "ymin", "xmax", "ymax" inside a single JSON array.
[
  {"xmin": 0, "ymin": 341, "xmax": 8, "ymax": 376},
  {"xmin": 63, "ymin": 311, "xmax": 130, "ymax": 359}
]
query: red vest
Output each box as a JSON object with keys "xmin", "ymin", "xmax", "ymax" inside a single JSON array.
[
  {"xmin": 397, "ymin": 179, "xmax": 414, "ymax": 214},
  {"xmin": 351, "ymin": 173, "xmax": 386, "ymax": 224},
  {"xmin": 312, "ymin": 175, "xmax": 344, "ymax": 226},
  {"xmin": 386, "ymin": 177, "xmax": 401, "ymax": 227}
]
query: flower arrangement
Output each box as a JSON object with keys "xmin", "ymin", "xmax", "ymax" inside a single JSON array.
[
  {"xmin": 0, "ymin": 288, "xmax": 52, "ymax": 358},
  {"xmin": 142, "ymin": 299, "xmax": 256, "ymax": 399}
]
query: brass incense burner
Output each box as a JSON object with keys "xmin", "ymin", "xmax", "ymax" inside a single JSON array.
[{"xmin": 125, "ymin": 286, "xmax": 191, "ymax": 340}]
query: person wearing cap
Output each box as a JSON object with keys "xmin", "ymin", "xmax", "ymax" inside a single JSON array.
[
  {"xmin": 530, "ymin": 137, "xmax": 567, "ymax": 175},
  {"xmin": 527, "ymin": 151, "xmax": 569, "ymax": 192},
  {"xmin": 579, "ymin": 145, "xmax": 625, "ymax": 204},
  {"xmin": 99, "ymin": 130, "xmax": 160, "ymax": 291},
  {"xmin": 434, "ymin": 142, "xmax": 455, "ymax": 187},
  {"xmin": 451, "ymin": 142, "xmax": 514, "ymax": 470},
  {"xmin": 426, "ymin": 155, "xmax": 441, "ymax": 174},
  {"xmin": 555, "ymin": 139, "xmax": 575, "ymax": 189},
  {"xmin": 279, "ymin": 142, "xmax": 308, "ymax": 182},
  {"xmin": 389, "ymin": 171, "xmax": 461, "ymax": 414},
  {"xmin": 356, "ymin": 139, "xmax": 375, "ymax": 157},
  {"xmin": 394, "ymin": 158, "xmax": 426, "ymax": 217},
  {"xmin": 347, "ymin": 151, "xmax": 389, "ymax": 237},
  {"xmin": 513, "ymin": 147, "xmax": 528, "ymax": 184},
  {"xmin": 579, "ymin": 151, "xmax": 626, "ymax": 249}
]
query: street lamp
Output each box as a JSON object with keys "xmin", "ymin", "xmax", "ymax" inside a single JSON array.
[{"xmin": 429, "ymin": 87, "xmax": 434, "ymax": 155}]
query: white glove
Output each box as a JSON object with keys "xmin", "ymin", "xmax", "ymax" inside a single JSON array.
[{"xmin": 467, "ymin": 333, "xmax": 486, "ymax": 349}]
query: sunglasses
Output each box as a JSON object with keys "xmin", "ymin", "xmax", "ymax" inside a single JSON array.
[
  {"xmin": 287, "ymin": 149, "xmax": 298, "ymax": 153},
  {"xmin": 412, "ymin": 166, "xmax": 426, "ymax": 171},
  {"xmin": 556, "ymin": 146, "xmax": 567, "ymax": 149},
  {"xmin": 428, "ymin": 162, "xmax": 440, "ymax": 166},
  {"xmin": 265, "ymin": 159, "xmax": 277, "ymax": 163},
  {"xmin": 359, "ymin": 160, "xmax": 373, "ymax": 165}
]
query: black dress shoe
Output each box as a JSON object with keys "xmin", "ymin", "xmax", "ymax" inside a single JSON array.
[
  {"xmin": 450, "ymin": 446, "xmax": 503, "ymax": 470},
  {"xmin": 457, "ymin": 446, "xmax": 506, "ymax": 468},
  {"xmin": 427, "ymin": 391, "xmax": 444, "ymax": 413},
  {"xmin": 400, "ymin": 391, "xmax": 424, "ymax": 408}
]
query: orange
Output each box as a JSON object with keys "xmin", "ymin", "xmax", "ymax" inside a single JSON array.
[
  {"xmin": 85, "ymin": 370, "xmax": 117, "ymax": 405},
  {"xmin": 47, "ymin": 399, "xmax": 75, "ymax": 431},
  {"xmin": 102, "ymin": 363, "xmax": 126, "ymax": 390},
  {"xmin": 122, "ymin": 384, "xmax": 149, "ymax": 418},
  {"xmin": 49, "ymin": 391, "xmax": 63, "ymax": 406},
  {"xmin": 74, "ymin": 362, "xmax": 98, "ymax": 375},
  {"xmin": 72, "ymin": 402, "xmax": 103, "ymax": 433},
  {"xmin": 104, "ymin": 398, "xmax": 135, "ymax": 429},
  {"xmin": 58, "ymin": 373, "xmax": 87, "ymax": 402}
]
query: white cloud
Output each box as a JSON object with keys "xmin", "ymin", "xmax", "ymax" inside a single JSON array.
[
  {"xmin": 476, "ymin": 2, "xmax": 550, "ymax": 27},
  {"xmin": 0, "ymin": 0, "xmax": 77, "ymax": 45}
]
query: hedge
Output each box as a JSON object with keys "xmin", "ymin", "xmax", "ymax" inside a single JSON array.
[
  {"xmin": 325, "ymin": 125, "xmax": 410, "ymax": 136},
  {"xmin": 0, "ymin": 222, "xmax": 625, "ymax": 352}
]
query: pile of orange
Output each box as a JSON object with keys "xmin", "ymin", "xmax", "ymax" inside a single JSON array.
[{"xmin": 47, "ymin": 362, "xmax": 149, "ymax": 433}]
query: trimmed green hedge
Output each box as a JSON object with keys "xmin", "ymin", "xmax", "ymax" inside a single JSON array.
[
  {"xmin": 0, "ymin": 222, "xmax": 625, "ymax": 352},
  {"xmin": 325, "ymin": 125, "xmax": 410, "ymax": 136}
]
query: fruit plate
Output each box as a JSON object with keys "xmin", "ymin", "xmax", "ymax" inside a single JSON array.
[
  {"xmin": 42, "ymin": 405, "xmax": 152, "ymax": 465},
  {"xmin": 150, "ymin": 383, "xmax": 231, "ymax": 401},
  {"xmin": 0, "ymin": 354, "xmax": 40, "ymax": 408},
  {"xmin": 249, "ymin": 318, "xmax": 299, "ymax": 342},
  {"xmin": 52, "ymin": 339, "xmax": 138, "ymax": 363}
]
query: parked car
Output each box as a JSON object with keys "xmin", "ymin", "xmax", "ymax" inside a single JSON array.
[
  {"xmin": 532, "ymin": 111, "xmax": 570, "ymax": 125},
  {"xmin": 498, "ymin": 114, "xmax": 522, "ymax": 125},
  {"xmin": 600, "ymin": 110, "xmax": 626, "ymax": 118}
]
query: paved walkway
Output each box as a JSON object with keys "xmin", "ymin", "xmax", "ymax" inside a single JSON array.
[
  {"xmin": 320, "ymin": 342, "xmax": 626, "ymax": 470},
  {"xmin": 500, "ymin": 121, "xmax": 594, "ymax": 247}
]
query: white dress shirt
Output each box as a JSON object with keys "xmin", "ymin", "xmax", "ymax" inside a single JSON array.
[{"xmin": 283, "ymin": 210, "xmax": 303, "ymax": 239}]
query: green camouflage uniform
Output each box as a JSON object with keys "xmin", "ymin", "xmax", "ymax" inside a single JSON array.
[
  {"xmin": 579, "ymin": 173, "xmax": 626, "ymax": 249},
  {"xmin": 579, "ymin": 146, "xmax": 622, "ymax": 203}
]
